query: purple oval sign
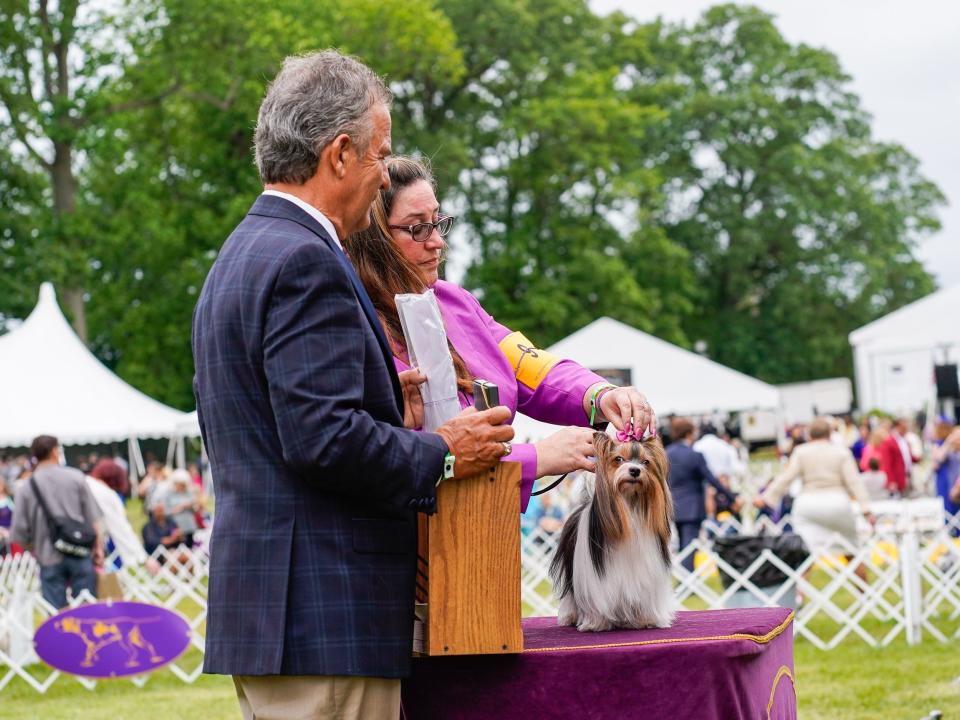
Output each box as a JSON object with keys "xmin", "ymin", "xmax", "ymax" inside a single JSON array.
[{"xmin": 34, "ymin": 601, "xmax": 192, "ymax": 678}]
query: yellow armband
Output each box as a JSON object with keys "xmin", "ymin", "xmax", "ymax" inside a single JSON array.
[{"xmin": 498, "ymin": 331, "xmax": 561, "ymax": 390}]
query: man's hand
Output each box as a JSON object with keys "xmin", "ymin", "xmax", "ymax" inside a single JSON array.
[
  {"xmin": 398, "ymin": 368, "xmax": 427, "ymax": 429},
  {"xmin": 435, "ymin": 406, "xmax": 515, "ymax": 478}
]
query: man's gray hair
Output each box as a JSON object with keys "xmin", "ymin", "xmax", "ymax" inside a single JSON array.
[{"xmin": 254, "ymin": 50, "xmax": 392, "ymax": 185}]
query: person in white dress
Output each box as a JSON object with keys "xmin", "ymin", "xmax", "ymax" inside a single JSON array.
[{"xmin": 754, "ymin": 417, "xmax": 875, "ymax": 585}]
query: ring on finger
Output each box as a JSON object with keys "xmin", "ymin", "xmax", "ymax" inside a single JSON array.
[{"xmin": 501, "ymin": 441, "xmax": 512, "ymax": 456}]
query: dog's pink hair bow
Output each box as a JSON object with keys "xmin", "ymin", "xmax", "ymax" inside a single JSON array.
[{"xmin": 616, "ymin": 422, "xmax": 643, "ymax": 442}]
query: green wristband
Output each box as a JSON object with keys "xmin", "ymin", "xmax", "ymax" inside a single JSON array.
[
  {"xmin": 588, "ymin": 383, "xmax": 618, "ymax": 425},
  {"xmin": 437, "ymin": 451, "xmax": 456, "ymax": 487}
]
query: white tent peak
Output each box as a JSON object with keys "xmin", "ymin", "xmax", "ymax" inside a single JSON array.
[
  {"xmin": 0, "ymin": 283, "xmax": 195, "ymax": 447},
  {"xmin": 38, "ymin": 280, "xmax": 57, "ymax": 306}
]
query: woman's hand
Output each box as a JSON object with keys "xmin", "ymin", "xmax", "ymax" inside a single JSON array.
[
  {"xmin": 397, "ymin": 368, "xmax": 427, "ymax": 429},
  {"xmin": 596, "ymin": 386, "xmax": 657, "ymax": 437},
  {"xmin": 535, "ymin": 427, "xmax": 597, "ymax": 478}
]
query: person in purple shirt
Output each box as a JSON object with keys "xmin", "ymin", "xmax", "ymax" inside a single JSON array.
[{"xmin": 345, "ymin": 155, "xmax": 657, "ymax": 510}]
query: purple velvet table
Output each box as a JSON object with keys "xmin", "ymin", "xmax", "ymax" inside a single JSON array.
[{"xmin": 402, "ymin": 607, "xmax": 796, "ymax": 720}]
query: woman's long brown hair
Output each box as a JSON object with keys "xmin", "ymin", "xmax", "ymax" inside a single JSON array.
[{"xmin": 344, "ymin": 155, "xmax": 474, "ymax": 393}]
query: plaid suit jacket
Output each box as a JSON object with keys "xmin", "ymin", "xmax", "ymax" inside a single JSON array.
[{"xmin": 193, "ymin": 194, "xmax": 447, "ymax": 677}]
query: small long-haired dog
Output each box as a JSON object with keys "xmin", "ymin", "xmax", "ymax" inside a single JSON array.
[{"xmin": 550, "ymin": 430, "xmax": 675, "ymax": 631}]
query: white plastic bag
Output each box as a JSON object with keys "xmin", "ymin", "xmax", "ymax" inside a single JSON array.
[{"xmin": 395, "ymin": 290, "xmax": 460, "ymax": 431}]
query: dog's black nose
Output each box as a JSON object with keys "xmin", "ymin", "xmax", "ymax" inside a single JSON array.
[{"xmin": 629, "ymin": 467, "xmax": 641, "ymax": 478}]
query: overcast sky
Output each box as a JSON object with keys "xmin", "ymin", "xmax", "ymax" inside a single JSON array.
[{"xmin": 591, "ymin": 0, "xmax": 960, "ymax": 287}]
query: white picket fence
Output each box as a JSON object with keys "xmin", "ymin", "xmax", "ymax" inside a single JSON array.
[{"xmin": 2, "ymin": 510, "xmax": 959, "ymax": 694}]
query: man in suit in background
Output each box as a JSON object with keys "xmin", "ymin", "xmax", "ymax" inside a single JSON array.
[
  {"xmin": 667, "ymin": 418, "xmax": 742, "ymax": 572},
  {"xmin": 192, "ymin": 50, "xmax": 514, "ymax": 720}
]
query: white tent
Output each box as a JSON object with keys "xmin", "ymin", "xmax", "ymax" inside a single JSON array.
[
  {"xmin": 511, "ymin": 317, "xmax": 781, "ymax": 442},
  {"xmin": 849, "ymin": 284, "xmax": 960, "ymax": 414},
  {"xmin": 0, "ymin": 283, "xmax": 195, "ymax": 448}
]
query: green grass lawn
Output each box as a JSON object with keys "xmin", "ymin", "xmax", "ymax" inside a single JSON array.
[{"xmin": 0, "ymin": 669, "xmax": 238, "ymax": 719}]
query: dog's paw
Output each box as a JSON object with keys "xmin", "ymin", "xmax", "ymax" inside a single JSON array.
[
  {"xmin": 576, "ymin": 616, "xmax": 612, "ymax": 633},
  {"xmin": 557, "ymin": 594, "xmax": 578, "ymax": 626},
  {"xmin": 650, "ymin": 609, "xmax": 676, "ymax": 629}
]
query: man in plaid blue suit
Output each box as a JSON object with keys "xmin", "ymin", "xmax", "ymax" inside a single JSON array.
[{"xmin": 192, "ymin": 50, "xmax": 514, "ymax": 719}]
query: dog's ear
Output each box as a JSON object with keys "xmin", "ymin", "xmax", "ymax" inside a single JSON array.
[
  {"xmin": 643, "ymin": 436, "xmax": 669, "ymax": 485},
  {"xmin": 642, "ymin": 437, "xmax": 673, "ymax": 566},
  {"xmin": 593, "ymin": 430, "xmax": 613, "ymax": 458}
]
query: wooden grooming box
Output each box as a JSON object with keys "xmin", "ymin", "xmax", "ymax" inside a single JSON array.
[{"xmin": 415, "ymin": 461, "xmax": 523, "ymax": 656}]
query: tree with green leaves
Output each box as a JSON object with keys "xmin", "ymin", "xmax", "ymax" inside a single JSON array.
[
  {"xmin": 1, "ymin": 0, "xmax": 465, "ymax": 408},
  {"xmin": 0, "ymin": 1, "xmax": 181, "ymax": 337},
  {"xmin": 410, "ymin": 0, "xmax": 696, "ymax": 347},
  {"xmin": 637, "ymin": 4, "xmax": 943, "ymax": 382},
  {"xmin": 0, "ymin": 0, "xmax": 945, "ymax": 412}
]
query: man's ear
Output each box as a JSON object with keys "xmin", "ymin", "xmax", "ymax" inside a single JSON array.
[{"xmin": 323, "ymin": 133, "xmax": 353, "ymax": 178}]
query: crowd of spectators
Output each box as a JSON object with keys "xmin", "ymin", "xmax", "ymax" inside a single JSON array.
[
  {"xmin": 0, "ymin": 437, "xmax": 209, "ymax": 605},
  {"xmin": 779, "ymin": 414, "xmax": 960, "ymax": 511}
]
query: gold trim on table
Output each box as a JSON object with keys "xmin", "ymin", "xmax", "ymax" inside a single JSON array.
[{"xmin": 766, "ymin": 665, "xmax": 796, "ymax": 720}]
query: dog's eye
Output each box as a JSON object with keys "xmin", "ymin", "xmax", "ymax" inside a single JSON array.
[{"xmin": 613, "ymin": 456, "xmax": 624, "ymax": 464}]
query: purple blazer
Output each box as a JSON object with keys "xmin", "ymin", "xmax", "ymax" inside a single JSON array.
[{"xmin": 394, "ymin": 280, "xmax": 605, "ymax": 510}]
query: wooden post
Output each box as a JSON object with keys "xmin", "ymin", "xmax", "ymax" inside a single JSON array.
[{"xmin": 416, "ymin": 461, "xmax": 523, "ymax": 656}]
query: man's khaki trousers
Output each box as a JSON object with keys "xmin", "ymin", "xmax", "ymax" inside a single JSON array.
[{"xmin": 233, "ymin": 674, "xmax": 401, "ymax": 720}]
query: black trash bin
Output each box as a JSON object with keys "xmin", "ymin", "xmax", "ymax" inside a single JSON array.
[{"xmin": 712, "ymin": 534, "xmax": 808, "ymax": 609}]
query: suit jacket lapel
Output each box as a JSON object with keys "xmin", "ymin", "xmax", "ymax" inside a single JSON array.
[{"xmin": 249, "ymin": 195, "xmax": 404, "ymax": 414}]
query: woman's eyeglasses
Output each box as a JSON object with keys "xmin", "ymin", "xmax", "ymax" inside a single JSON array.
[{"xmin": 388, "ymin": 215, "xmax": 455, "ymax": 243}]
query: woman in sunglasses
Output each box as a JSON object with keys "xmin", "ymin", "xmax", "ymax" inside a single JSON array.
[{"xmin": 345, "ymin": 156, "xmax": 655, "ymax": 510}]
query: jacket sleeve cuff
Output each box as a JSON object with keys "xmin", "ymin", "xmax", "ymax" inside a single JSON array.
[{"xmin": 418, "ymin": 433, "xmax": 451, "ymax": 514}]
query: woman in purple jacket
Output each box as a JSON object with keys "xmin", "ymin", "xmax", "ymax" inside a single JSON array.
[{"xmin": 345, "ymin": 156, "xmax": 656, "ymax": 510}]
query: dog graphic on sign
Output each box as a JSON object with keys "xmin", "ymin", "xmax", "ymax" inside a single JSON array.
[{"xmin": 54, "ymin": 615, "xmax": 164, "ymax": 668}]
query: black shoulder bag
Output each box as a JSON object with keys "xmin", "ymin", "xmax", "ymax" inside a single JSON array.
[{"xmin": 29, "ymin": 476, "xmax": 97, "ymax": 558}]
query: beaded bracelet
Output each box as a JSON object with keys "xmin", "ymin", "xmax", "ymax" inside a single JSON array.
[{"xmin": 588, "ymin": 383, "xmax": 618, "ymax": 425}]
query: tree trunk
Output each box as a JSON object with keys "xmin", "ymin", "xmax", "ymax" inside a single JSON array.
[
  {"xmin": 50, "ymin": 140, "xmax": 86, "ymax": 340},
  {"xmin": 60, "ymin": 287, "xmax": 87, "ymax": 342}
]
